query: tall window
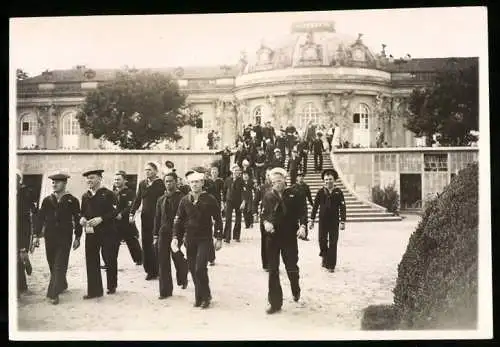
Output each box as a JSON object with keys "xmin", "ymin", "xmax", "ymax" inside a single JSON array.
[
  {"xmin": 253, "ymin": 105, "xmax": 263, "ymax": 125},
  {"xmin": 20, "ymin": 113, "xmax": 38, "ymax": 148},
  {"xmin": 299, "ymin": 103, "xmax": 321, "ymax": 129},
  {"xmin": 61, "ymin": 111, "xmax": 81, "ymax": 149},
  {"xmin": 352, "ymin": 104, "xmax": 370, "ymax": 130}
]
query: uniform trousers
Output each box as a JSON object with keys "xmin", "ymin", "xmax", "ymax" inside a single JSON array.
[
  {"xmin": 260, "ymin": 221, "xmax": 269, "ymax": 270},
  {"xmin": 266, "ymin": 232, "xmax": 300, "ymax": 309},
  {"xmin": 85, "ymin": 231, "xmax": 120, "ymax": 296},
  {"xmin": 224, "ymin": 202, "xmax": 242, "ymax": 242},
  {"xmin": 117, "ymin": 221, "xmax": 142, "ymax": 264},
  {"xmin": 45, "ymin": 236, "xmax": 71, "ymax": 299},
  {"xmin": 318, "ymin": 222, "xmax": 340, "ymax": 270},
  {"xmin": 17, "ymin": 255, "xmax": 27, "ymax": 292},
  {"xmin": 141, "ymin": 213, "xmax": 159, "ymax": 276},
  {"xmin": 158, "ymin": 232, "xmax": 188, "ymax": 297},
  {"xmin": 314, "ymin": 152, "xmax": 323, "ymax": 170},
  {"xmin": 301, "ymin": 153, "xmax": 308, "ymax": 174},
  {"xmin": 186, "ymin": 238, "xmax": 213, "ymax": 303}
]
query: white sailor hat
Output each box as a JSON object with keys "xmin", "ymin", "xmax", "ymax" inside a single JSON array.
[
  {"xmin": 231, "ymin": 164, "xmax": 241, "ymax": 172},
  {"xmin": 274, "ymin": 148, "xmax": 281, "ymax": 153},
  {"xmin": 269, "ymin": 167, "xmax": 287, "ymax": 178}
]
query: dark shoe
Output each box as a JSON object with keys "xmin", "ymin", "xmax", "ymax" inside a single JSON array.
[
  {"xmin": 135, "ymin": 261, "xmax": 142, "ymax": 266},
  {"xmin": 263, "ymin": 267, "xmax": 269, "ymax": 272},
  {"xmin": 158, "ymin": 294, "xmax": 172, "ymax": 300},
  {"xmin": 209, "ymin": 261, "xmax": 215, "ymax": 266},
  {"xmin": 83, "ymin": 294, "xmax": 103, "ymax": 300},
  {"xmin": 193, "ymin": 300, "xmax": 202, "ymax": 307},
  {"xmin": 49, "ymin": 296, "xmax": 59, "ymax": 305},
  {"xmin": 266, "ymin": 306, "xmax": 281, "ymax": 314},
  {"xmin": 145, "ymin": 274, "xmax": 157, "ymax": 281},
  {"xmin": 181, "ymin": 281, "xmax": 188, "ymax": 289},
  {"xmin": 107, "ymin": 288, "xmax": 116, "ymax": 295},
  {"xmin": 293, "ymin": 292, "xmax": 301, "ymax": 302},
  {"xmin": 328, "ymin": 268, "xmax": 335, "ymax": 273},
  {"xmin": 224, "ymin": 240, "xmax": 230, "ymax": 244},
  {"xmin": 201, "ymin": 300, "xmax": 211, "ymax": 309},
  {"xmin": 235, "ymin": 239, "xmax": 241, "ymax": 243}
]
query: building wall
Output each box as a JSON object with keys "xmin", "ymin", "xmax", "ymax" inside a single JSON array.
[
  {"xmin": 331, "ymin": 147, "xmax": 479, "ymax": 208},
  {"xmin": 17, "ymin": 150, "xmax": 219, "ymax": 205}
]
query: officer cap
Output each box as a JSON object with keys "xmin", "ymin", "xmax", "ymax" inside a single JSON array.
[
  {"xmin": 191, "ymin": 166, "xmax": 208, "ymax": 173},
  {"xmin": 165, "ymin": 160, "xmax": 175, "ymax": 168},
  {"xmin": 269, "ymin": 167, "xmax": 287, "ymax": 178},
  {"xmin": 82, "ymin": 169, "xmax": 104, "ymax": 177},
  {"xmin": 48, "ymin": 172, "xmax": 70, "ymax": 181},
  {"xmin": 321, "ymin": 169, "xmax": 339, "ymax": 180}
]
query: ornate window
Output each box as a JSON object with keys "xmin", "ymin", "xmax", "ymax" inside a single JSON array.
[
  {"xmin": 352, "ymin": 104, "xmax": 370, "ymax": 130},
  {"xmin": 299, "ymin": 103, "xmax": 321, "ymax": 129},
  {"xmin": 61, "ymin": 111, "xmax": 81, "ymax": 149},
  {"xmin": 252, "ymin": 105, "xmax": 263, "ymax": 125},
  {"xmin": 20, "ymin": 113, "xmax": 38, "ymax": 148}
]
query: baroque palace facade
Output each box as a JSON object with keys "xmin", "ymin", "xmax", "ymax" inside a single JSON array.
[{"xmin": 16, "ymin": 21, "xmax": 478, "ymax": 151}]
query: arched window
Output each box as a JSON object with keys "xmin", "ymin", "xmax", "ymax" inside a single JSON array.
[
  {"xmin": 352, "ymin": 103, "xmax": 371, "ymax": 147},
  {"xmin": 61, "ymin": 111, "xmax": 81, "ymax": 149},
  {"xmin": 20, "ymin": 113, "xmax": 38, "ymax": 148},
  {"xmin": 252, "ymin": 105, "xmax": 263, "ymax": 125},
  {"xmin": 299, "ymin": 103, "xmax": 321, "ymax": 129}
]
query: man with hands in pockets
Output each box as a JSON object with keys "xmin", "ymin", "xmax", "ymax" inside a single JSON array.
[{"xmin": 261, "ymin": 167, "xmax": 307, "ymax": 314}]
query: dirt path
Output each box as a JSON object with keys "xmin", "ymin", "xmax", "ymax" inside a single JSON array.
[{"xmin": 15, "ymin": 215, "xmax": 419, "ymax": 339}]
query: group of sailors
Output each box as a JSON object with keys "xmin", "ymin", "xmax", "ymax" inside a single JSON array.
[{"xmin": 16, "ymin": 153, "xmax": 346, "ymax": 314}]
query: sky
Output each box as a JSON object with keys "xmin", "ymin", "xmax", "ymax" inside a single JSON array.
[{"xmin": 10, "ymin": 7, "xmax": 488, "ymax": 76}]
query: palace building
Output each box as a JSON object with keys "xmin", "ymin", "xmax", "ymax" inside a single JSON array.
[{"xmin": 16, "ymin": 21, "xmax": 478, "ymax": 151}]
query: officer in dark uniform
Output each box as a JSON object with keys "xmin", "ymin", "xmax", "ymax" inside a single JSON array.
[
  {"xmin": 80, "ymin": 169, "xmax": 119, "ymax": 299},
  {"xmin": 37, "ymin": 172, "xmax": 82, "ymax": 304},
  {"xmin": 172, "ymin": 169, "xmax": 224, "ymax": 309},
  {"xmin": 130, "ymin": 162, "xmax": 166, "ymax": 280},
  {"xmin": 313, "ymin": 133, "xmax": 325, "ymax": 171},
  {"xmin": 17, "ymin": 169, "xmax": 38, "ymax": 294},
  {"xmin": 297, "ymin": 138, "xmax": 309, "ymax": 175},
  {"xmin": 261, "ymin": 167, "xmax": 307, "ymax": 314},
  {"xmin": 310, "ymin": 169, "xmax": 346, "ymax": 272},
  {"xmin": 113, "ymin": 171, "xmax": 142, "ymax": 265},
  {"xmin": 153, "ymin": 172, "xmax": 188, "ymax": 299}
]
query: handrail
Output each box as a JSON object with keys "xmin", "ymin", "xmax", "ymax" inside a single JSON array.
[{"xmin": 330, "ymin": 150, "xmax": 387, "ymax": 212}]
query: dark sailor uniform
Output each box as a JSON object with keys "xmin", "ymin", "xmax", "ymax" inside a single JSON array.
[
  {"xmin": 261, "ymin": 185, "xmax": 307, "ymax": 311},
  {"xmin": 17, "ymin": 184, "xmax": 37, "ymax": 292},
  {"xmin": 81, "ymin": 187, "xmax": 119, "ymax": 297},
  {"xmin": 37, "ymin": 192, "xmax": 82, "ymax": 299},
  {"xmin": 173, "ymin": 192, "xmax": 223, "ymax": 306},
  {"xmin": 311, "ymin": 186, "xmax": 347, "ymax": 270},
  {"xmin": 114, "ymin": 186, "xmax": 142, "ymax": 265},
  {"xmin": 154, "ymin": 190, "xmax": 189, "ymax": 297},
  {"xmin": 130, "ymin": 177, "xmax": 166, "ymax": 278}
]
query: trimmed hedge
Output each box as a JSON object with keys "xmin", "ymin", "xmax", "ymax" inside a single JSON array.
[
  {"xmin": 362, "ymin": 162, "xmax": 478, "ymax": 330},
  {"xmin": 372, "ymin": 184, "xmax": 400, "ymax": 214}
]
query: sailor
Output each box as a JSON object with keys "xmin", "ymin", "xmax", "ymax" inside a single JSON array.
[
  {"xmin": 261, "ymin": 167, "xmax": 307, "ymax": 314},
  {"xmin": 37, "ymin": 172, "xmax": 82, "ymax": 304},
  {"xmin": 130, "ymin": 162, "xmax": 166, "ymax": 280},
  {"xmin": 172, "ymin": 169, "xmax": 224, "ymax": 309},
  {"xmin": 310, "ymin": 169, "xmax": 346, "ymax": 272},
  {"xmin": 80, "ymin": 169, "xmax": 119, "ymax": 299},
  {"xmin": 153, "ymin": 171, "xmax": 189, "ymax": 299}
]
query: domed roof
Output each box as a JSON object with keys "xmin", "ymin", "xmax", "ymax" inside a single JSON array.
[{"xmin": 239, "ymin": 21, "xmax": 385, "ymax": 74}]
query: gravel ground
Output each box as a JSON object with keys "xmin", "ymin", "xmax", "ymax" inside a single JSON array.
[{"xmin": 15, "ymin": 215, "xmax": 419, "ymax": 339}]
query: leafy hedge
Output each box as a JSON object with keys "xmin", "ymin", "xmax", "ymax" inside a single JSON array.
[
  {"xmin": 362, "ymin": 162, "xmax": 478, "ymax": 329},
  {"xmin": 372, "ymin": 184, "xmax": 400, "ymax": 214}
]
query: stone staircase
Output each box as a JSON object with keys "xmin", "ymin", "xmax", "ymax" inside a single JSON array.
[{"xmin": 285, "ymin": 153, "xmax": 402, "ymax": 222}]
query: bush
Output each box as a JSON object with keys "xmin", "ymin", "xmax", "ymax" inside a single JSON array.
[
  {"xmin": 362, "ymin": 162, "xmax": 478, "ymax": 330},
  {"xmin": 393, "ymin": 162, "xmax": 478, "ymax": 329},
  {"xmin": 372, "ymin": 184, "xmax": 400, "ymax": 214}
]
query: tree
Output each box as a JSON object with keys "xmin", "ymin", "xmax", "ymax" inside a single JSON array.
[
  {"xmin": 405, "ymin": 61, "xmax": 479, "ymax": 146},
  {"xmin": 16, "ymin": 69, "xmax": 29, "ymax": 80},
  {"xmin": 78, "ymin": 70, "xmax": 199, "ymax": 149}
]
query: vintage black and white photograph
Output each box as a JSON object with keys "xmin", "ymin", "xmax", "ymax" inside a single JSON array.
[{"xmin": 9, "ymin": 7, "xmax": 491, "ymax": 341}]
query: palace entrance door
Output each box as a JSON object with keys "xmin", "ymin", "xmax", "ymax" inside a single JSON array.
[{"xmin": 352, "ymin": 104, "xmax": 370, "ymax": 147}]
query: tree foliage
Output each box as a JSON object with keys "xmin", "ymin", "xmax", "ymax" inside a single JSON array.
[
  {"xmin": 405, "ymin": 61, "xmax": 479, "ymax": 146},
  {"xmin": 78, "ymin": 70, "xmax": 200, "ymax": 149}
]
